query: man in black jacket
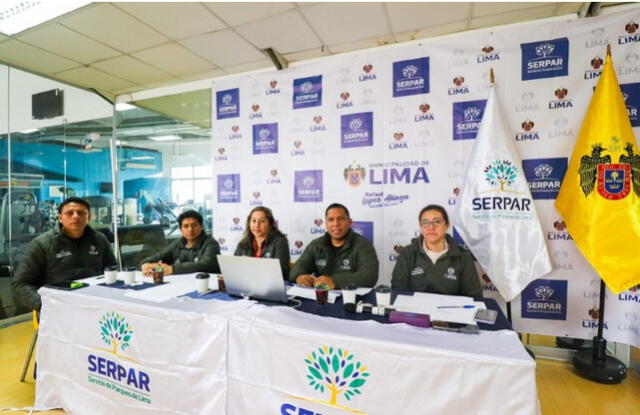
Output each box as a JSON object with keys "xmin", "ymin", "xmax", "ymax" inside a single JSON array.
[
  {"xmin": 289, "ymin": 203, "xmax": 379, "ymax": 289},
  {"xmin": 139, "ymin": 210, "xmax": 220, "ymax": 275},
  {"xmin": 12, "ymin": 197, "xmax": 117, "ymax": 311}
]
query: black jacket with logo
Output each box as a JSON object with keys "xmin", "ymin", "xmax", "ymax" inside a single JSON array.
[
  {"xmin": 289, "ymin": 230, "xmax": 379, "ymax": 289},
  {"xmin": 139, "ymin": 232, "xmax": 221, "ymax": 274},
  {"xmin": 11, "ymin": 225, "xmax": 117, "ymax": 311},
  {"xmin": 234, "ymin": 233, "xmax": 290, "ymax": 280},
  {"xmin": 391, "ymin": 234, "xmax": 482, "ymax": 298}
]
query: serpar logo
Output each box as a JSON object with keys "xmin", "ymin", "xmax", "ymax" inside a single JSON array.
[
  {"xmin": 393, "ymin": 57, "xmax": 429, "ymax": 97},
  {"xmin": 619, "ymin": 21, "xmax": 640, "ymax": 44},
  {"xmin": 472, "ymin": 160, "xmax": 533, "ymax": 214},
  {"xmin": 281, "ymin": 346, "xmax": 370, "ymax": 414},
  {"xmin": 549, "ymin": 87, "xmax": 573, "ymax": 109},
  {"xmin": 521, "ymin": 280, "xmax": 568, "ymax": 320},
  {"xmin": 88, "ymin": 312, "xmax": 151, "ymax": 403},
  {"xmin": 294, "ymin": 170, "xmax": 323, "ymax": 202},
  {"xmin": 515, "ymin": 119, "xmax": 540, "ymax": 141},
  {"xmin": 344, "ymin": 162, "xmax": 366, "ymax": 187},
  {"xmin": 452, "ymin": 100, "xmax": 486, "ymax": 140},
  {"xmin": 621, "ymin": 83, "xmax": 640, "ymax": 127},
  {"xmin": 448, "ymin": 76, "xmax": 470, "ymax": 95},
  {"xmin": 252, "ymin": 123, "xmax": 279, "ymax": 154},
  {"xmin": 521, "ymin": 38, "xmax": 569, "ymax": 80},
  {"xmin": 522, "ymin": 157, "xmax": 567, "ymax": 199},
  {"xmin": 585, "ymin": 55, "xmax": 604, "ymax": 80},
  {"xmin": 217, "ymin": 173, "xmax": 241, "ymax": 203},
  {"xmin": 341, "ymin": 112, "xmax": 373, "ymax": 148},
  {"xmin": 216, "ymin": 88, "xmax": 239, "ymax": 119},
  {"xmin": 293, "ymin": 75, "xmax": 323, "ymax": 109}
]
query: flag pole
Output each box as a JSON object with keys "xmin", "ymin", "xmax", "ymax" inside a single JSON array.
[{"xmin": 571, "ymin": 43, "xmax": 626, "ymax": 384}]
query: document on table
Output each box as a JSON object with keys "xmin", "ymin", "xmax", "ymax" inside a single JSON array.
[
  {"xmin": 392, "ymin": 292, "xmax": 486, "ymax": 325},
  {"xmin": 287, "ymin": 285, "xmax": 340, "ymax": 303},
  {"xmin": 123, "ymin": 279, "xmax": 195, "ymax": 302}
]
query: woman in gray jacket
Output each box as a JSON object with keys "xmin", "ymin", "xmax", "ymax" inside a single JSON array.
[{"xmin": 234, "ymin": 206, "xmax": 290, "ymax": 279}]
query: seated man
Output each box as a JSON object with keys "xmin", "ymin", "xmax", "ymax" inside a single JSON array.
[
  {"xmin": 289, "ymin": 203, "xmax": 378, "ymax": 289},
  {"xmin": 139, "ymin": 210, "xmax": 220, "ymax": 275},
  {"xmin": 11, "ymin": 197, "xmax": 117, "ymax": 311}
]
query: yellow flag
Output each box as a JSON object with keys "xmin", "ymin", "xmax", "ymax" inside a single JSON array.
[{"xmin": 555, "ymin": 51, "xmax": 640, "ymax": 294}]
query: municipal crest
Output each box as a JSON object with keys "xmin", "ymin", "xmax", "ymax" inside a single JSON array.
[
  {"xmin": 579, "ymin": 142, "xmax": 640, "ymax": 200},
  {"xmin": 344, "ymin": 162, "xmax": 366, "ymax": 187}
]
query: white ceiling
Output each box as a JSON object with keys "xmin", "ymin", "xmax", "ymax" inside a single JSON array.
[{"xmin": 0, "ymin": 2, "xmax": 610, "ymax": 100}]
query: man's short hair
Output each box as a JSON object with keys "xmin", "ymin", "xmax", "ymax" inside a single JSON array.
[
  {"xmin": 177, "ymin": 210, "xmax": 203, "ymax": 227},
  {"xmin": 325, "ymin": 203, "xmax": 350, "ymax": 218},
  {"xmin": 58, "ymin": 197, "xmax": 91, "ymax": 214}
]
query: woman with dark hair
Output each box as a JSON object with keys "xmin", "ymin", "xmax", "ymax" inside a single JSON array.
[
  {"xmin": 391, "ymin": 204, "xmax": 482, "ymax": 298},
  {"xmin": 234, "ymin": 206, "xmax": 290, "ymax": 279}
]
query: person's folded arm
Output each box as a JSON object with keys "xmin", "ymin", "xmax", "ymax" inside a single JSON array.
[{"xmin": 173, "ymin": 238, "xmax": 221, "ymax": 274}]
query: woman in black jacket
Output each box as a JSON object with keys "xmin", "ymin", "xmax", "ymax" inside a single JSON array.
[{"xmin": 234, "ymin": 206, "xmax": 290, "ymax": 279}]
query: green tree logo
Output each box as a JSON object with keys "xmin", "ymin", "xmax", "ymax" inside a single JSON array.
[
  {"xmin": 304, "ymin": 346, "xmax": 370, "ymax": 408},
  {"xmin": 484, "ymin": 160, "xmax": 519, "ymax": 191},
  {"xmin": 99, "ymin": 312, "xmax": 134, "ymax": 355}
]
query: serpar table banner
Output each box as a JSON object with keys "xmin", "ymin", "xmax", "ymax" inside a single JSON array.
[{"xmin": 35, "ymin": 287, "xmax": 228, "ymax": 415}]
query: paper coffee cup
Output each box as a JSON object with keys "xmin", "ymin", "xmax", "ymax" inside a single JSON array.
[
  {"xmin": 342, "ymin": 284, "xmax": 357, "ymax": 304},
  {"xmin": 104, "ymin": 266, "xmax": 117, "ymax": 285},
  {"xmin": 123, "ymin": 267, "xmax": 136, "ymax": 285},
  {"xmin": 375, "ymin": 285, "xmax": 392, "ymax": 307},
  {"xmin": 196, "ymin": 273, "xmax": 210, "ymax": 293}
]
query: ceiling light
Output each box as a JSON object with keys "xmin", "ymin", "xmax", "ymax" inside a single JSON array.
[
  {"xmin": 149, "ymin": 135, "xmax": 181, "ymax": 142},
  {"xmin": 0, "ymin": 1, "xmax": 92, "ymax": 36},
  {"xmin": 115, "ymin": 102, "xmax": 136, "ymax": 111},
  {"xmin": 19, "ymin": 128, "xmax": 40, "ymax": 134}
]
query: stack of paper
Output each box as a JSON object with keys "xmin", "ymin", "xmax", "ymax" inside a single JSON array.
[{"xmin": 392, "ymin": 292, "xmax": 486, "ymax": 325}]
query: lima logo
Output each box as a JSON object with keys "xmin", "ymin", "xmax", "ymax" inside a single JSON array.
[
  {"xmin": 281, "ymin": 346, "xmax": 370, "ymax": 414},
  {"xmin": 549, "ymin": 87, "xmax": 573, "ymax": 109},
  {"xmin": 619, "ymin": 21, "xmax": 640, "ymax": 45},
  {"xmin": 477, "ymin": 44, "xmax": 500, "ymax": 63},
  {"xmin": 515, "ymin": 119, "xmax": 540, "ymax": 141},
  {"xmin": 88, "ymin": 312, "xmax": 151, "ymax": 403},
  {"xmin": 472, "ymin": 160, "xmax": 532, "ymax": 212},
  {"xmin": 448, "ymin": 76, "xmax": 469, "ymax": 95},
  {"xmin": 584, "ymin": 55, "xmax": 604, "ymax": 80}
]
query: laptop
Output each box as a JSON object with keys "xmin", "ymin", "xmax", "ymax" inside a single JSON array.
[{"xmin": 217, "ymin": 255, "xmax": 289, "ymax": 303}]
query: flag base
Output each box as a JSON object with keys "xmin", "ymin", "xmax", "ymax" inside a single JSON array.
[{"xmin": 572, "ymin": 336, "xmax": 627, "ymax": 384}]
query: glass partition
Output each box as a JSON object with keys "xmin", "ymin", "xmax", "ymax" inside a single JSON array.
[{"xmin": 113, "ymin": 89, "xmax": 212, "ymax": 268}]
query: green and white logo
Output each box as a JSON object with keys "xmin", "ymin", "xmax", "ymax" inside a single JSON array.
[
  {"xmin": 299, "ymin": 346, "xmax": 370, "ymax": 412},
  {"xmin": 98, "ymin": 311, "xmax": 134, "ymax": 356},
  {"xmin": 484, "ymin": 159, "xmax": 520, "ymax": 192}
]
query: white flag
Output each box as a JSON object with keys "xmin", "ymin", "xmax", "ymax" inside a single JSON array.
[{"xmin": 453, "ymin": 83, "xmax": 552, "ymax": 302}]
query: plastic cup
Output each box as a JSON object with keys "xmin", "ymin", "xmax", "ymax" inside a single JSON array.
[
  {"xmin": 196, "ymin": 273, "xmax": 210, "ymax": 293},
  {"xmin": 123, "ymin": 267, "xmax": 136, "ymax": 285},
  {"xmin": 342, "ymin": 284, "xmax": 357, "ymax": 305},
  {"xmin": 104, "ymin": 266, "xmax": 117, "ymax": 285},
  {"xmin": 152, "ymin": 268, "xmax": 164, "ymax": 284},
  {"xmin": 315, "ymin": 287, "xmax": 329, "ymax": 305},
  {"xmin": 217, "ymin": 275, "xmax": 226, "ymax": 292},
  {"xmin": 375, "ymin": 284, "xmax": 392, "ymax": 307}
]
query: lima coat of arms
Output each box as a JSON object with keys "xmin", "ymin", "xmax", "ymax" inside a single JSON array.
[{"xmin": 579, "ymin": 142, "xmax": 640, "ymax": 200}]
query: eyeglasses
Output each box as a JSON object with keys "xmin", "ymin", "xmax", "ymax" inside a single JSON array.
[{"xmin": 421, "ymin": 219, "xmax": 444, "ymax": 228}]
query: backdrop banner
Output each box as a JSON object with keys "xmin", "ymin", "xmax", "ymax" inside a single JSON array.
[{"xmin": 211, "ymin": 7, "xmax": 640, "ymax": 348}]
